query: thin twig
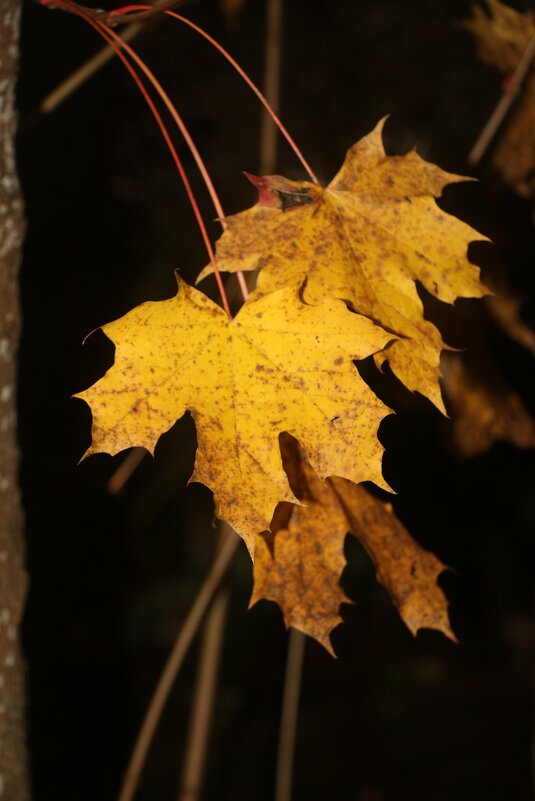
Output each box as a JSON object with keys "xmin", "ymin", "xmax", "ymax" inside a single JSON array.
[
  {"xmin": 43, "ymin": 0, "xmax": 250, "ymax": 313},
  {"xmin": 162, "ymin": 9, "xmax": 318, "ymax": 183},
  {"xmin": 47, "ymin": 0, "xmax": 233, "ymax": 317},
  {"xmin": 40, "ymin": 22, "xmax": 144, "ymax": 114},
  {"xmin": 177, "ymin": 586, "xmax": 229, "ymax": 801},
  {"xmin": 274, "ymin": 629, "xmax": 306, "ymax": 801},
  {"xmin": 38, "ymin": 0, "xmax": 190, "ymax": 115},
  {"xmin": 54, "ymin": 0, "xmax": 317, "ymax": 183},
  {"xmin": 468, "ymin": 31, "xmax": 535, "ymax": 167},
  {"xmin": 260, "ymin": 0, "xmax": 282, "ymax": 175},
  {"xmin": 107, "ymin": 447, "xmax": 147, "ymax": 494},
  {"xmin": 85, "ymin": 13, "xmax": 234, "ymax": 314},
  {"xmin": 42, "ymin": 0, "xmax": 185, "ymax": 26},
  {"xmin": 117, "ymin": 527, "xmax": 239, "ymax": 801}
]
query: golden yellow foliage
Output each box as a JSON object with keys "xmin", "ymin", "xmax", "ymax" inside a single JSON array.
[
  {"xmin": 77, "ymin": 119, "xmax": 491, "ymax": 645},
  {"xmin": 200, "ymin": 119, "xmax": 487, "ymax": 413},
  {"xmin": 252, "ymin": 438, "xmax": 454, "ymax": 652},
  {"xmin": 77, "ymin": 276, "xmax": 392, "ymax": 554}
]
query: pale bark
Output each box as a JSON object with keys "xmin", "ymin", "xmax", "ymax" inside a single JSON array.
[{"xmin": 0, "ymin": 1, "xmax": 30, "ymax": 798}]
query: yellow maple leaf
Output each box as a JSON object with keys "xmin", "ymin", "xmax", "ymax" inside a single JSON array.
[
  {"xmin": 252, "ymin": 438, "xmax": 454, "ymax": 653},
  {"xmin": 199, "ymin": 119, "xmax": 488, "ymax": 413},
  {"xmin": 77, "ymin": 276, "xmax": 393, "ymax": 554}
]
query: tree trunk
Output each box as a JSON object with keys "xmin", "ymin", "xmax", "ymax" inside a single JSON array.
[{"xmin": 0, "ymin": 2, "xmax": 30, "ymax": 798}]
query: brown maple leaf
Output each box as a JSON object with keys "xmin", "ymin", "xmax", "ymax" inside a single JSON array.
[
  {"xmin": 251, "ymin": 437, "xmax": 454, "ymax": 653},
  {"xmin": 463, "ymin": 0, "xmax": 535, "ymax": 72},
  {"xmin": 200, "ymin": 119, "xmax": 488, "ymax": 413},
  {"xmin": 442, "ymin": 349, "xmax": 535, "ymax": 457},
  {"xmin": 464, "ymin": 0, "xmax": 535, "ymax": 201}
]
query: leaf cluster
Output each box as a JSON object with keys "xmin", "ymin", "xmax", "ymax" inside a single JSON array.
[{"xmin": 78, "ymin": 119, "xmax": 487, "ymax": 649}]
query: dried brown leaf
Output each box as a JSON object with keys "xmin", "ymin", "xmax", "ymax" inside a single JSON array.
[
  {"xmin": 463, "ymin": 0, "xmax": 535, "ymax": 73},
  {"xmin": 442, "ymin": 351, "xmax": 535, "ymax": 457},
  {"xmin": 465, "ymin": 1, "xmax": 535, "ymax": 199},
  {"xmin": 252, "ymin": 439, "xmax": 454, "ymax": 652}
]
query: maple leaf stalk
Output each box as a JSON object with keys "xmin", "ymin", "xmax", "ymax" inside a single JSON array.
[
  {"xmin": 89, "ymin": 15, "xmax": 252, "ymax": 305},
  {"xmin": 44, "ymin": 0, "xmax": 247, "ymax": 316},
  {"xmin": 42, "ymin": 0, "xmax": 322, "ymax": 303},
  {"xmin": 109, "ymin": 4, "xmax": 320, "ymax": 184},
  {"xmin": 39, "ymin": 0, "xmax": 319, "ymax": 184}
]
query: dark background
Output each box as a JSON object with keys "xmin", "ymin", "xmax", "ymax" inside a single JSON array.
[{"xmin": 17, "ymin": 1, "xmax": 535, "ymax": 799}]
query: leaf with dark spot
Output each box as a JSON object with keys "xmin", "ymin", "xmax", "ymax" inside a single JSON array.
[
  {"xmin": 77, "ymin": 277, "xmax": 392, "ymax": 556},
  {"xmin": 200, "ymin": 119, "xmax": 489, "ymax": 413}
]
